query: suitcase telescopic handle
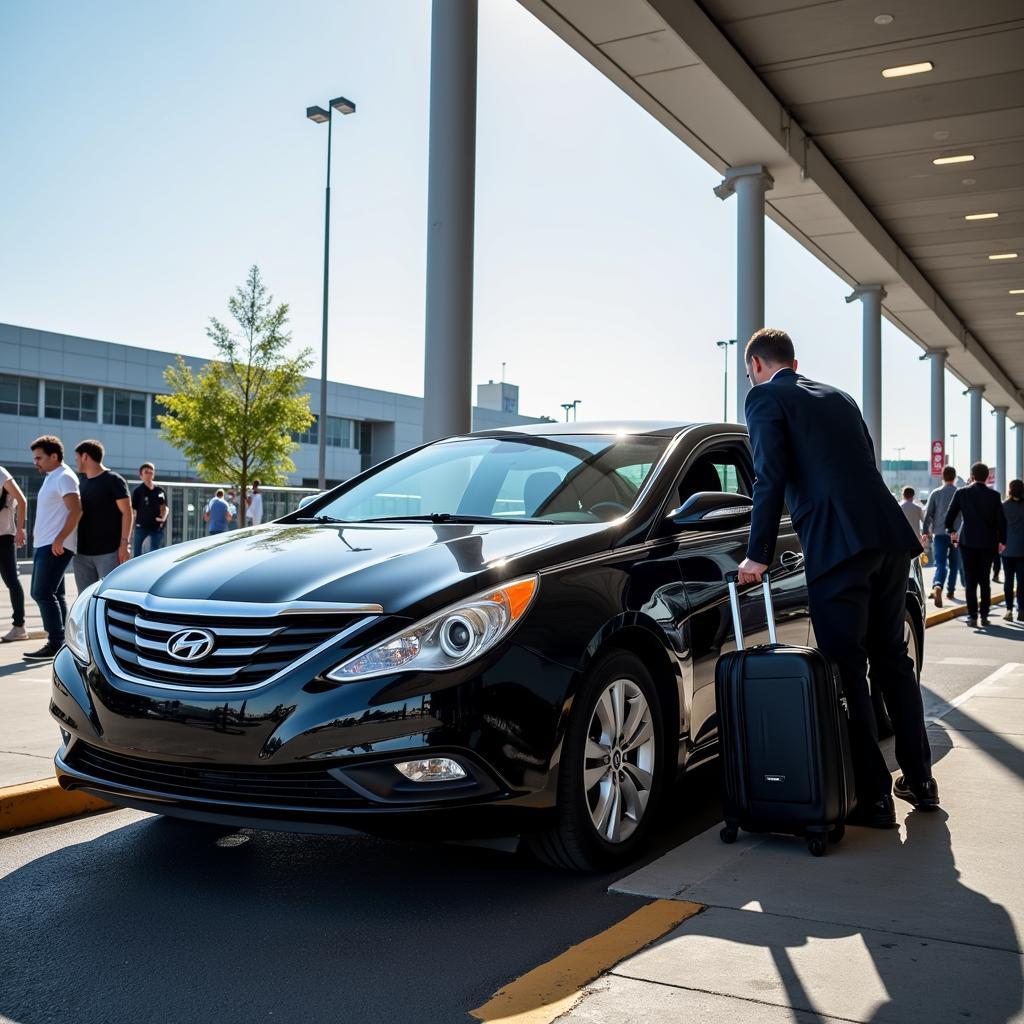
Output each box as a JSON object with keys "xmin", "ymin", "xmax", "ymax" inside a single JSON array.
[{"xmin": 725, "ymin": 570, "xmax": 778, "ymax": 650}]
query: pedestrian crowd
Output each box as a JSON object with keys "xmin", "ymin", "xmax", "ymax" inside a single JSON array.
[
  {"xmin": 900, "ymin": 462, "xmax": 1023, "ymax": 627},
  {"xmin": 0, "ymin": 433, "xmax": 263, "ymax": 662}
]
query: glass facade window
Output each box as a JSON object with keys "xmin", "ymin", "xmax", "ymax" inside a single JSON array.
[
  {"xmin": 293, "ymin": 416, "xmax": 364, "ymax": 449},
  {"xmin": 151, "ymin": 396, "xmax": 170, "ymax": 430},
  {"xmin": 103, "ymin": 389, "xmax": 147, "ymax": 427},
  {"xmin": 0, "ymin": 374, "xmax": 39, "ymax": 416},
  {"xmin": 293, "ymin": 414, "xmax": 319, "ymax": 445},
  {"xmin": 44, "ymin": 381, "xmax": 98, "ymax": 422}
]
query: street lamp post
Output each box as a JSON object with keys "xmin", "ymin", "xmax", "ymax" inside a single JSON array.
[
  {"xmin": 307, "ymin": 95, "xmax": 356, "ymax": 490},
  {"xmin": 894, "ymin": 447, "xmax": 905, "ymax": 479},
  {"xmin": 561, "ymin": 400, "xmax": 582, "ymax": 422},
  {"xmin": 716, "ymin": 339, "xmax": 736, "ymax": 421}
]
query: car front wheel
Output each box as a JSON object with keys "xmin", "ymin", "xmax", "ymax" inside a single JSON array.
[{"xmin": 528, "ymin": 650, "xmax": 666, "ymax": 872}]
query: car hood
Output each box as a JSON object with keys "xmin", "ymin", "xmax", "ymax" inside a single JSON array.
[{"xmin": 97, "ymin": 521, "xmax": 612, "ymax": 614}]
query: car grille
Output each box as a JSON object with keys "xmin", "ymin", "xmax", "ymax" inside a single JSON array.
[
  {"xmin": 102, "ymin": 598, "xmax": 354, "ymax": 688},
  {"xmin": 69, "ymin": 743, "xmax": 366, "ymax": 809}
]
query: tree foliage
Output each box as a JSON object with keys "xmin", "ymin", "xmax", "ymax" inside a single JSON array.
[{"xmin": 158, "ymin": 266, "xmax": 313, "ymax": 509}]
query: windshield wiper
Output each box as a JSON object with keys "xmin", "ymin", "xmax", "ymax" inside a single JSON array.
[
  {"xmin": 355, "ymin": 513, "xmax": 555, "ymax": 525},
  {"xmin": 293, "ymin": 515, "xmax": 347, "ymax": 524}
]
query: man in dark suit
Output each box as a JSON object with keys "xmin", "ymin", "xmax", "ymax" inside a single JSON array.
[
  {"xmin": 736, "ymin": 328, "xmax": 938, "ymax": 827},
  {"xmin": 946, "ymin": 462, "xmax": 1007, "ymax": 627}
]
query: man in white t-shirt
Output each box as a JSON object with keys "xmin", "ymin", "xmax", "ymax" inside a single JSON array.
[
  {"xmin": 246, "ymin": 479, "xmax": 264, "ymax": 526},
  {"xmin": 0, "ymin": 465, "xmax": 29, "ymax": 643},
  {"xmin": 26, "ymin": 435, "xmax": 82, "ymax": 662}
]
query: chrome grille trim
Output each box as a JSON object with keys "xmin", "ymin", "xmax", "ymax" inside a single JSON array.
[
  {"xmin": 130, "ymin": 633, "xmax": 268, "ymax": 658},
  {"xmin": 95, "ymin": 596, "xmax": 376, "ymax": 693},
  {"xmin": 99, "ymin": 588, "xmax": 384, "ymax": 616}
]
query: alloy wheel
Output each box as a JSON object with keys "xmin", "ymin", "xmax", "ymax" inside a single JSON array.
[{"xmin": 583, "ymin": 677, "xmax": 657, "ymax": 843}]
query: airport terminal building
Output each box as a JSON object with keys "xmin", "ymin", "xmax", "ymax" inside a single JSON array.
[{"xmin": 0, "ymin": 322, "xmax": 544, "ymax": 487}]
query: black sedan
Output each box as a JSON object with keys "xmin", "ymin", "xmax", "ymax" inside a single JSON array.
[{"xmin": 51, "ymin": 422, "xmax": 924, "ymax": 870}]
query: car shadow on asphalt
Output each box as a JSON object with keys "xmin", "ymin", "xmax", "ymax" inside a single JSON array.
[{"xmin": 0, "ymin": 768, "xmax": 723, "ymax": 1024}]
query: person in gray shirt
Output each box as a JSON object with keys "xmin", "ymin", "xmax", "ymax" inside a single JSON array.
[
  {"xmin": 1001, "ymin": 478, "xmax": 1024, "ymax": 621},
  {"xmin": 922, "ymin": 465, "xmax": 963, "ymax": 607}
]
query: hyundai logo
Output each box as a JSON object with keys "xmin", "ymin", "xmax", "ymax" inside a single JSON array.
[{"xmin": 166, "ymin": 628, "xmax": 216, "ymax": 662}]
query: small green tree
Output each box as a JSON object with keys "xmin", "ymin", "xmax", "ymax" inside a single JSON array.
[{"xmin": 159, "ymin": 265, "xmax": 314, "ymax": 520}]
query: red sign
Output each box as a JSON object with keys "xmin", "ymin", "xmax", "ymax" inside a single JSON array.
[{"xmin": 930, "ymin": 440, "xmax": 944, "ymax": 477}]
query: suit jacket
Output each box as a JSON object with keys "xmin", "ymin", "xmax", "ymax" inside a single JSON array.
[
  {"xmin": 745, "ymin": 368, "xmax": 922, "ymax": 583},
  {"xmin": 945, "ymin": 483, "xmax": 1006, "ymax": 550}
]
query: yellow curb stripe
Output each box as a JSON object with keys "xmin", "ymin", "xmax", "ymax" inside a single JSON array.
[
  {"xmin": 470, "ymin": 898, "xmax": 703, "ymax": 1024},
  {"xmin": 926, "ymin": 593, "xmax": 1004, "ymax": 629},
  {"xmin": 1, "ymin": 778, "xmax": 112, "ymax": 834}
]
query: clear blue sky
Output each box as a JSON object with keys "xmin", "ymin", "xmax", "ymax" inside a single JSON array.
[{"xmin": 0, "ymin": 0, "xmax": 995, "ymax": 469}]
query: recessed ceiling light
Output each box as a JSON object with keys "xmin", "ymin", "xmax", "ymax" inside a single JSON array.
[
  {"xmin": 933, "ymin": 130, "xmax": 951, "ymax": 141},
  {"xmin": 965, "ymin": 212, "xmax": 999, "ymax": 221},
  {"xmin": 989, "ymin": 253, "xmax": 1019, "ymax": 261},
  {"xmin": 1010, "ymin": 289, "xmax": 1024, "ymax": 295},
  {"xmin": 933, "ymin": 153, "xmax": 974, "ymax": 165},
  {"xmin": 961, "ymin": 178, "xmax": 976, "ymax": 186},
  {"xmin": 874, "ymin": 13, "xmax": 895, "ymax": 25},
  {"xmin": 1016, "ymin": 311, "xmax": 1024, "ymax": 316},
  {"xmin": 882, "ymin": 61, "xmax": 934, "ymax": 78}
]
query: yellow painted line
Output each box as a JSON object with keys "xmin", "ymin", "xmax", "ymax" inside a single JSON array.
[
  {"xmin": 470, "ymin": 898, "xmax": 703, "ymax": 1024},
  {"xmin": 0, "ymin": 778, "xmax": 112, "ymax": 834},
  {"xmin": 926, "ymin": 593, "xmax": 1004, "ymax": 629}
]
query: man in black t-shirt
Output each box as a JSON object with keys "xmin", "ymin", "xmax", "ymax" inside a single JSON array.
[
  {"xmin": 132, "ymin": 462, "xmax": 168, "ymax": 557},
  {"xmin": 72, "ymin": 440, "xmax": 132, "ymax": 590}
]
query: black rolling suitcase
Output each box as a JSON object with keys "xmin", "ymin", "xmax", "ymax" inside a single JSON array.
[{"xmin": 716, "ymin": 571, "xmax": 855, "ymax": 856}]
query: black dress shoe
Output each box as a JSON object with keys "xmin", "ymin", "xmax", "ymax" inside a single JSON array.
[
  {"xmin": 894, "ymin": 776, "xmax": 940, "ymax": 811},
  {"xmin": 966, "ymin": 617, "xmax": 978, "ymax": 627},
  {"xmin": 847, "ymin": 795, "xmax": 897, "ymax": 829}
]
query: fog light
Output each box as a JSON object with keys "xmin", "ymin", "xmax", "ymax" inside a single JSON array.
[{"xmin": 394, "ymin": 757, "xmax": 467, "ymax": 783}]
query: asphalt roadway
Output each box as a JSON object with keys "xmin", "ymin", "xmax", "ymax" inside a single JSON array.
[{"xmin": 1, "ymin": 616, "xmax": 1020, "ymax": 1024}]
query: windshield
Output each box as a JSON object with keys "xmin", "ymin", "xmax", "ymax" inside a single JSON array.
[{"xmin": 304, "ymin": 434, "xmax": 673, "ymax": 524}]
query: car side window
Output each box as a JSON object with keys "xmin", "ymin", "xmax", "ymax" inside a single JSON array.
[{"xmin": 676, "ymin": 445, "xmax": 752, "ymax": 507}]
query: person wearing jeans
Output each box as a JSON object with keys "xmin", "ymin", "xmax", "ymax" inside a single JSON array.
[
  {"xmin": 1002, "ymin": 479, "xmax": 1024, "ymax": 621},
  {"xmin": 0, "ymin": 465, "xmax": 28, "ymax": 642},
  {"xmin": 25, "ymin": 435, "xmax": 81, "ymax": 662},
  {"xmin": 131, "ymin": 463, "xmax": 167, "ymax": 557},
  {"xmin": 922, "ymin": 465, "xmax": 963, "ymax": 606}
]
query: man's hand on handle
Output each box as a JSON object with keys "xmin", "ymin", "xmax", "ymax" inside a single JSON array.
[{"xmin": 737, "ymin": 557, "xmax": 769, "ymax": 585}]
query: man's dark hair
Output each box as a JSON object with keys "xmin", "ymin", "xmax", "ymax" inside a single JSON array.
[
  {"xmin": 1009, "ymin": 479, "xmax": 1023, "ymax": 500},
  {"xmin": 139, "ymin": 462, "xmax": 155, "ymax": 473},
  {"xmin": 970, "ymin": 461, "xmax": 989, "ymax": 484},
  {"xmin": 30, "ymin": 435, "xmax": 63, "ymax": 460},
  {"xmin": 902, "ymin": 486, "xmax": 915, "ymax": 499},
  {"xmin": 251, "ymin": 479, "xmax": 260, "ymax": 488},
  {"xmin": 75, "ymin": 439, "xmax": 104, "ymax": 463},
  {"xmin": 744, "ymin": 328, "xmax": 795, "ymax": 367},
  {"xmin": 942, "ymin": 465, "xmax": 956, "ymax": 482}
]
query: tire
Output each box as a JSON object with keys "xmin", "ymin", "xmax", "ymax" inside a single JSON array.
[
  {"xmin": 807, "ymin": 836, "xmax": 827, "ymax": 857},
  {"xmin": 528, "ymin": 650, "xmax": 667, "ymax": 872},
  {"xmin": 720, "ymin": 826, "xmax": 738, "ymax": 845}
]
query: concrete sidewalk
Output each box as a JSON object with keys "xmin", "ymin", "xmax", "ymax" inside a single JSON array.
[{"xmin": 561, "ymin": 665, "xmax": 1024, "ymax": 1023}]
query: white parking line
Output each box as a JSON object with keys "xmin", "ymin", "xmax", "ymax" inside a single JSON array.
[{"xmin": 926, "ymin": 662, "xmax": 1022, "ymax": 724}]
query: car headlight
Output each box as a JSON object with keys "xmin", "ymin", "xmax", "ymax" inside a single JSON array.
[
  {"xmin": 327, "ymin": 576, "xmax": 539, "ymax": 682},
  {"xmin": 65, "ymin": 581, "xmax": 100, "ymax": 662}
]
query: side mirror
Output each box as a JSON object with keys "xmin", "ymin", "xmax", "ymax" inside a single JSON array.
[
  {"xmin": 297, "ymin": 492, "xmax": 324, "ymax": 510},
  {"xmin": 667, "ymin": 491, "xmax": 753, "ymax": 530}
]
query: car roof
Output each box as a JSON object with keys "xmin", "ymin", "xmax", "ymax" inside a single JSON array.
[{"xmin": 476, "ymin": 420, "xmax": 701, "ymax": 438}]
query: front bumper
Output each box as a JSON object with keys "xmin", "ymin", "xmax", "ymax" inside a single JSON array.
[{"xmin": 50, "ymin": 622, "xmax": 573, "ymax": 837}]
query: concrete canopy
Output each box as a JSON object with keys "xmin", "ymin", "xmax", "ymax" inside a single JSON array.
[{"xmin": 518, "ymin": 0, "xmax": 1024, "ymax": 422}]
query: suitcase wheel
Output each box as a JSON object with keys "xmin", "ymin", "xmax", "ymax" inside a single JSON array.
[
  {"xmin": 807, "ymin": 836, "xmax": 827, "ymax": 857},
  {"xmin": 720, "ymin": 825, "xmax": 739, "ymax": 845},
  {"xmin": 828, "ymin": 823, "xmax": 845, "ymax": 845}
]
